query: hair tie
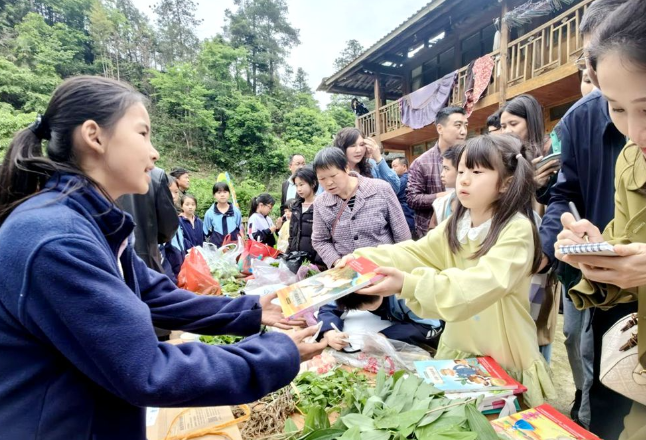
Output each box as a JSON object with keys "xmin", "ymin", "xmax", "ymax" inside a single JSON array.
[
  {"xmin": 515, "ymin": 153, "xmax": 523, "ymax": 160},
  {"xmin": 28, "ymin": 114, "xmax": 51, "ymax": 140}
]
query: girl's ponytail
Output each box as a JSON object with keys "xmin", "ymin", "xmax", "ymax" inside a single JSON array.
[
  {"xmin": 0, "ymin": 76, "xmax": 146, "ymax": 225},
  {"xmin": 248, "ymin": 196, "xmax": 259, "ymax": 218},
  {"xmin": 0, "ymin": 126, "xmax": 53, "ymax": 223}
]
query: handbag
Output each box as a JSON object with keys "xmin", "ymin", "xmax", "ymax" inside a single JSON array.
[{"xmin": 600, "ymin": 313, "xmax": 646, "ymax": 405}]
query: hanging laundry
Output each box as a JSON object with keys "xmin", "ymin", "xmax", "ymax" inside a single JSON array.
[
  {"xmin": 463, "ymin": 54, "xmax": 495, "ymax": 118},
  {"xmin": 400, "ymin": 71, "xmax": 457, "ymax": 130}
]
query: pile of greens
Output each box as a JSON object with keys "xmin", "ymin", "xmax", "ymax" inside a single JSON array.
[
  {"xmin": 220, "ymin": 277, "xmax": 245, "ymax": 296},
  {"xmin": 293, "ymin": 368, "xmax": 368, "ymax": 414},
  {"xmin": 279, "ymin": 370, "xmax": 498, "ymax": 440},
  {"xmin": 199, "ymin": 334, "xmax": 244, "ymax": 345}
]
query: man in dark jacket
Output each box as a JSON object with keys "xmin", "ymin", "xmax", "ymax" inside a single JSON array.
[
  {"xmin": 118, "ymin": 167, "xmax": 180, "ymax": 341},
  {"xmin": 118, "ymin": 167, "xmax": 179, "ymax": 273},
  {"xmin": 391, "ymin": 157, "xmax": 416, "ymax": 238}
]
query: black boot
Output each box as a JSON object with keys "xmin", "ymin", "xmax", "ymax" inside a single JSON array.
[{"xmin": 570, "ymin": 389, "xmax": 582, "ymax": 423}]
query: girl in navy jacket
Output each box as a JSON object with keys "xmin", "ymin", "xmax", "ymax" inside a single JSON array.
[{"xmin": 0, "ymin": 76, "xmax": 325, "ymax": 440}]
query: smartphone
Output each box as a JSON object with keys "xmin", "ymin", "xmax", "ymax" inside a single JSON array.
[{"xmin": 535, "ymin": 152, "xmax": 561, "ymax": 170}]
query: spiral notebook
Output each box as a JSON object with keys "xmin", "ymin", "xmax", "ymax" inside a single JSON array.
[{"xmin": 559, "ymin": 242, "xmax": 617, "ymax": 256}]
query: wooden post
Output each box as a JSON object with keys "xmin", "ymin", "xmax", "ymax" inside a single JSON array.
[
  {"xmin": 499, "ymin": 0, "xmax": 510, "ymax": 107},
  {"xmin": 374, "ymin": 75, "xmax": 383, "ymax": 142}
]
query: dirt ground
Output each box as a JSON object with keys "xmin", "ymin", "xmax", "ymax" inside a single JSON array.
[{"xmin": 545, "ymin": 313, "xmax": 577, "ymax": 417}]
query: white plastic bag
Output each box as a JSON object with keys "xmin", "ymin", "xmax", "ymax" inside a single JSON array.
[{"xmin": 197, "ymin": 238, "xmax": 243, "ymax": 280}]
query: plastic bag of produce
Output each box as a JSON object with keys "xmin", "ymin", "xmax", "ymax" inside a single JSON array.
[
  {"xmin": 246, "ymin": 258, "xmax": 298, "ymax": 288},
  {"xmin": 330, "ymin": 332, "xmax": 431, "ymax": 374},
  {"xmin": 177, "ymin": 248, "xmax": 222, "ymax": 295},
  {"xmin": 199, "ymin": 239, "xmax": 242, "ymax": 280}
]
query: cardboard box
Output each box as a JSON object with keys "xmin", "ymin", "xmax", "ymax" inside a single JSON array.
[{"xmin": 146, "ymin": 406, "xmax": 242, "ymax": 440}]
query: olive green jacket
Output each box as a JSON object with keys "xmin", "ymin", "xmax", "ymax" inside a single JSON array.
[{"xmin": 570, "ymin": 142, "xmax": 646, "ymax": 367}]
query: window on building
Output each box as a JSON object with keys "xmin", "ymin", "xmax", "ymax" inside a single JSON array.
[{"xmin": 461, "ymin": 23, "xmax": 497, "ymax": 65}]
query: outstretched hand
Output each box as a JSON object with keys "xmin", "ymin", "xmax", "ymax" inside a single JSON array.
[
  {"xmin": 356, "ymin": 266, "xmax": 404, "ymax": 297},
  {"xmin": 259, "ymin": 292, "xmax": 303, "ymax": 330}
]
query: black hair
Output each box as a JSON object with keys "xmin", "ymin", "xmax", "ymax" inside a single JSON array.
[
  {"xmin": 212, "ymin": 181, "xmax": 230, "ymax": 194},
  {"xmin": 589, "ymin": 0, "xmax": 646, "ymax": 194},
  {"xmin": 249, "ymin": 193, "xmax": 275, "ymax": 218},
  {"xmin": 0, "ymin": 76, "xmax": 146, "ymax": 225},
  {"xmin": 167, "ymin": 175, "xmax": 178, "ymax": 188},
  {"xmin": 289, "ymin": 153, "xmax": 305, "ymax": 165},
  {"xmin": 441, "ymin": 144, "xmax": 466, "ymax": 168},
  {"xmin": 312, "ymin": 147, "xmax": 349, "ymax": 173},
  {"xmin": 333, "ymin": 127, "xmax": 373, "ymax": 178},
  {"xmin": 335, "ymin": 293, "xmax": 382, "ymax": 312},
  {"xmin": 580, "ymin": 0, "xmax": 629, "ymax": 37},
  {"xmin": 170, "ymin": 168, "xmax": 189, "ymax": 179},
  {"xmin": 589, "ymin": 0, "xmax": 646, "ymax": 72},
  {"xmin": 486, "ymin": 110, "xmax": 501, "ymax": 130},
  {"xmin": 393, "ymin": 157, "xmax": 409, "ymax": 168},
  {"xmin": 436, "ymin": 106, "xmax": 466, "ymax": 126},
  {"xmin": 285, "ymin": 198, "xmax": 297, "ymax": 211},
  {"xmin": 293, "ymin": 166, "xmax": 319, "ymax": 198},
  {"xmin": 180, "ymin": 193, "xmax": 197, "ymax": 207},
  {"xmin": 445, "ymin": 134, "xmax": 541, "ymax": 274},
  {"xmin": 500, "ymin": 94, "xmax": 544, "ymax": 159}
]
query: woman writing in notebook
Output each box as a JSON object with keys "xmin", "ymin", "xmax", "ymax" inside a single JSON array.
[
  {"xmin": 338, "ymin": 134, "xmax": 555, "ymax": 407},
  {"xmin": 555, "ymin": 1, "xmax": 646, "ymax": 437}
]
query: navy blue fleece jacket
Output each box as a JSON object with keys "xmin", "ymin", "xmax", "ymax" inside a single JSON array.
[{"xmin": 0, "ymin": 174, "xmax": 300, "ymax": 440}]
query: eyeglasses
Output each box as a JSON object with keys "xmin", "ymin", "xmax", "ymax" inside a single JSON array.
[{"xmin": 574, "ymin": 52, "xmax": 587, "ymax": 71}]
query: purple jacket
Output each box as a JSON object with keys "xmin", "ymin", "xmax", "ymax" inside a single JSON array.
[{"xmin": 312, "ymin": 174, "xmax": 412, "ymax": 268}]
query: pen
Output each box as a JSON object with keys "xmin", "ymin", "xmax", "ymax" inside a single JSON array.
[
  {"xmin": 330, "ymin": 323, "xmax": 352, "ymax": 343},
  {"xmin": 568, "ymin": 201, "xmax": 589, "ymax": 243}
]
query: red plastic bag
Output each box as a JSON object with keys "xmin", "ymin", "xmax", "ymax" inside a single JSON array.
[
  {"xmin": 238, "ymin": 239, "xmax": 281, "ymax": 275},
  {"xmin": 177, "ymin": 248, "xmax": 221, "ymax": 295}
]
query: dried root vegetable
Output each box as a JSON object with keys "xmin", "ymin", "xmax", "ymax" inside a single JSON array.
[{"xmin": 234, "ymin": 387, "xmax": 295, "ymax": 439}]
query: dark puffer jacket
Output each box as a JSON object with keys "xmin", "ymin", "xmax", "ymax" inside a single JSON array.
[{"xmin": 288, "ymin": 200, "xmax": 324, "ymax": 267}]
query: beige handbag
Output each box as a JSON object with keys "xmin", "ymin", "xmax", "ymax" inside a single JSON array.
[{"xmin": 600, "ymin": 313, "xmax": 646, "ymax": 405}]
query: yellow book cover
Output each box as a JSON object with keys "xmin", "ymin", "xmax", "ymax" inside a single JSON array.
[
  {"xmin": 491, "ymin": 404, "xmax": 599, "ymax": 439},
  {"xmin": 276, "ymin": 257, "xmax": 382, "ymax": 319}
]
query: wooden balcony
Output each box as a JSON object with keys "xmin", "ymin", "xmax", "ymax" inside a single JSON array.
[{"xmin": 359, "ymin": 0, "xmax": 591, "ymax": 148}]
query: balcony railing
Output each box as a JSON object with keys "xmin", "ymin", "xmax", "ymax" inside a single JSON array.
[{"xmin": 359, "ymin": 0, "xmax": 590, "ymax": 138}]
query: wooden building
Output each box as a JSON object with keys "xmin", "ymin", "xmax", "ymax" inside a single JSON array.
[{"xmin": 317, "ymin": 0, "xmax": 591, "ymax": 162}]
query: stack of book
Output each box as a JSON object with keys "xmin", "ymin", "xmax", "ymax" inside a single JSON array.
[
  {"xmin": 491, "ymin": 404, "xmax": 600, "ymax": 439},
  {"xmin": 414, "ymin": 357, "xmax": 526, "ymax": 415}
]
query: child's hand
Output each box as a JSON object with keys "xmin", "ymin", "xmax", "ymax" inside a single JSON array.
[
  {"xmin": 356, "ymin": 267, "xmax": 404, "ymax": 297},
  {"xmin": 555, "ymin": 213, "xmax": 604, "ymax": 267},
  {"xmin": 324, "ymin": 330, "xmax": 349, "ymax": 351},
  {"xmin": 270, "ymin": 225, "xmax": 277, "ymax": 233},
  {"xmin": 335, "ymin": 254, "xmax": 356, "ymax": 268},
  {"xmin": 275, "ymin": 217, "xmax": 284, "ymax": 229}
]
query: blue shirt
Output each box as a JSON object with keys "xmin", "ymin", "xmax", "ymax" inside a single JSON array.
[
  {"xmin": 540, "ymin": 90, "xmax": 626, "ymax": 263},
  {"xmin": 396, "ymin": 172, "xmax": 416, "ymax": 233},
  {"xmin": 369, "ymin": 158, "xmax": 401, "ymax": 193},
  {"xmin": 0, "ymin": 175, "xmax": 300, "ymax": 439}
]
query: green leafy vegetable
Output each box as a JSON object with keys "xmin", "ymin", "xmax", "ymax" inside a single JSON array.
[{"xmin": 198, "ymin": 334, "xmax": 244, "ymax": 345}]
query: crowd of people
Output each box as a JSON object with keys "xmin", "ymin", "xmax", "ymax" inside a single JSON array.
[{"xmin": 0, "ymin": 0, "xmax": 644, "ymax": 438}]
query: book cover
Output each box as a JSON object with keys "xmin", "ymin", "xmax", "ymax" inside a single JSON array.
[
  {"xmin": 276, "ymin": 257, "xmax": 382, "ymax": 319},
  {"xmin": 491, "ymin": 404, "xmax": 600, "ymax": 439},
  {"xmin": 415, "ymin": 357, "xmax": 521, "ymax": 392},
  {"xmin": 446, "ymin": 388, "xmax": 524, "ymax": 413}
]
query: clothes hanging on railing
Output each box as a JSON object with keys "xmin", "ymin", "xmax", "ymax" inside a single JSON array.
[
  {"xmin": 399, "ymin": 71, "xmax": 457, "ymax": 129},
  {"xmin": 463, "ymin": 54, "xmax": 495, "ymax": 118}
]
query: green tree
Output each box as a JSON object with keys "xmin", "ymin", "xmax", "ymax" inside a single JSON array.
[
  {"xmin": 0, "ymin": 58, "xmax": 60, "ymax": 112},
  {"xmin": 333, "ymin": 39, "xmax": 364, "ymax": 71},
  {"xmin": 0, "ymin": 102, "xmax": 37, "ymax": 158},
  {"xmin": 224, "ymin": 0, "xmax": 300, "ymax": 95},
  {"xmin": 292, "ymin": 67, "xmax": 311, "ymax": 94},
  {"xmin": 152, "ymin": 0, "xmax": 201, "ymax": 67},
  {"xmin": 149, "ymin": 63, "xmax": 217, "ymax": 157}
]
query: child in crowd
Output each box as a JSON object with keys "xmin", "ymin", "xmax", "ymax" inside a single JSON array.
[
  {"xmin": 179, "ymin": 194, "xmax": 204, "ymax": 251},
  {"xmin": 288, "ymin": 167, "xmax": 324, "ymax": 267},
  {"xmin": 248, "ymin": 193, "xmax": 278, "ymax": 247},
  {"xmin": 160, "ymin": 176, "xmax": 185, "ymax": 283},
  {"xmin": 338, "ymin": 134, "xmax": 555, "ymax": 407},
  {"xmin": 203, "ymin": 182, "xmax": 242, "ymax": 248},
  {"xmin": 432, "ymin": 144, "xmax": 465, "ymax": 225},
  {"xmin": 277, "ymin": 198, "xmax": 294, "ymax": 252}
]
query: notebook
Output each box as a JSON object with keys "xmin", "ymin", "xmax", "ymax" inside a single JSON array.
[{"xmin": 559, "ymin": 241, "xmax": 617, "ymax": 256}]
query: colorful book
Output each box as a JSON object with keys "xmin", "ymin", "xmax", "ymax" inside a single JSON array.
[
  {"xmin": 415, "ymin": 357, "xmax": 521, "ymax": 393},
  {"xmin": 276, "ymin": 257, "xmax": 383, "ymax": 319},
  {"xmin": 491, "ymin": 404, "xmax": 600, "ymax": 439}
]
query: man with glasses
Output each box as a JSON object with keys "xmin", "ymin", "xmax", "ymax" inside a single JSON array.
[{"xmin": 538, "ymin": 0, "xmax": 633, "ymax": 437}]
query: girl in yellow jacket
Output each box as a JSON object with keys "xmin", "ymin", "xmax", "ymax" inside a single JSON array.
[{"xmin": 339, "ymin": 134, "xmax": 555, "ymax": 407}]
